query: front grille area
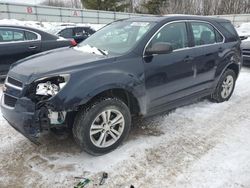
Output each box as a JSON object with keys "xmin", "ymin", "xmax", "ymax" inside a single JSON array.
[
  {"xmin": 4, "ymin": 94, "xmax": 17, "ymax": 108},
  {"xmin": 7, "ymin": 77, "xmax": 23, "ymax": 88},
  {"xmin": 243, "ymin": 49, "xmax": 250, "ymax": 56},
  {"xmin": 2, "ymin": 76, "xmax": 24, "ymax": 108}
]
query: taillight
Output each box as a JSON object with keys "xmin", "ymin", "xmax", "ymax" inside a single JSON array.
[{"xmin": 70, "ymin": 39, "xmax": 77, "ymax": 46}]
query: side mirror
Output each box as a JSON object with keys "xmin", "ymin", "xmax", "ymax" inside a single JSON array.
[{"xmin": 145, "ymin": 42, "xmax": 173, "ymax": 56}]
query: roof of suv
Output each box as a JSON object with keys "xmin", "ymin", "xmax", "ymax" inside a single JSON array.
[{"xmin": 123, "ymin": 15, "xmax": 229, "ymax": 23}]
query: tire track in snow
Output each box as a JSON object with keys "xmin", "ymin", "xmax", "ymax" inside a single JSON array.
[
  {"xmin": 0, "ymin": 68, "xmax": 250, "ymax": 187},
  {"xmin": 103, "ymin": 68, "xmax": 250, "ymax": 187}
]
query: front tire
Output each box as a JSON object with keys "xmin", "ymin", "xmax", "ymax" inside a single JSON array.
[
  {"xmin": 73, "ymin": 98, "xmax": 131, "ymax": 155},
  {"xmin": 209, "ymin": 69, "xmax": 236, "ymax": 103}
]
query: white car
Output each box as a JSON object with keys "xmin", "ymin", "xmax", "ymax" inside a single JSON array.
[
  {"xmin": 236, "ymin": 23, "xmax": 250, "ymax": 65},
  {"xmin": 236, "ymin": 22, "xmax": 250, "ymax": 40}
]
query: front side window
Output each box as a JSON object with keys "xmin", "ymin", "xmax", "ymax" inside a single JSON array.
[
  {"xmin": 59, "ymin": 28, "xmax": 73, "ymax": 38},
  {"xmin": 146, "ymin": 22, "xmax": 188, "ymax": 51},
  {"xmin": 0, "ymin": 29, "xmax": 25, "ymax": 42},
  {"xmin": 85, "ymin": 28, "xmax": 95, "ymax": 35},
  {"xmin": 77, "ymin": 21, "xmax": 156, "ymax": 55},
  {"xmin": 191, "ymin": 22, "xmax": 223, "ymax": 46},
  {"xmin": 74, "ymin": 27, "xmax": 85, "ymax": 36}
]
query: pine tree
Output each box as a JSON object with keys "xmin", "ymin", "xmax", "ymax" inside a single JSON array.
[{"xmin": 81, "ymin": 0, "xmax": 129, "ymax": 12}]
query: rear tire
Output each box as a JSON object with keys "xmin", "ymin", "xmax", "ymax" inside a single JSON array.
[
  {"xmin": 72, "ymin": 98, "xmax": 131, "ymax": 156},
  {"xmin": 209, "ymin": 69, "xmax": 236, "ymax": 103}
]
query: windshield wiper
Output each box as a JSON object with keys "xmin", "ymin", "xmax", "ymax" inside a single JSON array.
[
  {"xmin": 90, "ymin": 46, "xmax": 108, "ymax": 56},
  {"xmin": 97, "ymin": 48, "xmax": 108, "ymax": 56}
]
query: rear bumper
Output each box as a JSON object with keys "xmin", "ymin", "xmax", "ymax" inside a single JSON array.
[{"xmin": 1, "ymin": 94, "xmax": 40, "ymax": 141}]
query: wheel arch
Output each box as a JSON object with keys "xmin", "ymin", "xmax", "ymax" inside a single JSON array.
[
  {"xmin": 79, "ymin": 86, "xmax": 144, "ymax": 116},
  {"xmin": 213, "ymin": 61, "xmax": 240, "ymax": 88},
  {"xmin": 213, "ymin": 49, "xmax": 241, "ymax": 88},
  {"xmin": 216, "ymin": 48, "xmax": 241, "ymax": 78},
  {"xmin": 226, "ymin": 63, "xmax": 240, "ymax": 78}
]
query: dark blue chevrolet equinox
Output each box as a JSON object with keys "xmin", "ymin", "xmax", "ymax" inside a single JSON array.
[{"xmin": 1, "ymin": 15, "xmax": 242, "ymax": 155}]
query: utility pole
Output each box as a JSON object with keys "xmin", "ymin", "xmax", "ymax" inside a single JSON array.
[
  {"xmin": 81, "ymin": 0, "xmax": 84, "ymax": 9},
  {"xmin": 130, "ymin": 0, "xmax": 135, "ymax": 13},
  {"xmin": 98, "ymin": 0, "xmax": 100, "ymax": 10}
]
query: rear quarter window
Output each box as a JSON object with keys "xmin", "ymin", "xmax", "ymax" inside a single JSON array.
[
  {"xmin": 219, "ymin": 22, "xmax": 239, "ymax": 42},
  {"xmin": 25, "ymin": 31, "xmax": 38, "ymax": 40}
]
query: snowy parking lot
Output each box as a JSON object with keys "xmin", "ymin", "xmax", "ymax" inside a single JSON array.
[{"xmin": 1, "ymin": 67, "xmax": 250, "ymax": 188}]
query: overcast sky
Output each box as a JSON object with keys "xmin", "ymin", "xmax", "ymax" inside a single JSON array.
[{"xmin": 1, "ymin": 0, "xmax": 43, "ymax": 4}]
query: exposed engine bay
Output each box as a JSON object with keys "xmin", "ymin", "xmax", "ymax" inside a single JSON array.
[{"xmin": 26, "ymin": 75, "xmax": 71, "ymax": 133}]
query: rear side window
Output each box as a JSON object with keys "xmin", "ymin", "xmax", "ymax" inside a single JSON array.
[
  {"xmin": 13, "ymin": 30, "xmax": 24, "ymax": 41},
  {"xmin": 25, "ymin": 31, "xmax": 38, "ymax": 40},
  {"xmin": 191, "ymin": 22, "xmax": 221, "ymax": 46},
  {"xmin": 215, "ymin": 29, "xmax": 223, "ymax": 42},
  {"xmin": 147, "ymin": 22, "xmax": 188, "ymax": 51},
  {"xmin": 0, "ymin": 28, "xmax": 25, "ymax": 42}
]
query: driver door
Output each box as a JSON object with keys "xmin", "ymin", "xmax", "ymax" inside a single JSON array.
[{"xmin": 144, "ymin": 22, "xmax": 197, "ymax": 111}]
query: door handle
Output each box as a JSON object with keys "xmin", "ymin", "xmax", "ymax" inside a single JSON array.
[
  {"xmin": 28, "ymin": 46, "xmax": 38, "ymax": 49},
  {"xmin": 184, "ymin": 56, "xmax": 194, "ymax": 63}
]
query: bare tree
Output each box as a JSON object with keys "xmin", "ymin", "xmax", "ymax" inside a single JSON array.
[
  {"xmin": 41, "ymin": 0, "xmax": 82, "ymax": 8},
  {"xmin": 40, "ymin": 0, "xmax": 250, "ymax": 15},
  {"xmin": 141, "ymin": 0, "xmax": 250, "ymax": 15}
]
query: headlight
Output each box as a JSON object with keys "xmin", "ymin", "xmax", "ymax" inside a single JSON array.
[{"xmin": 35, "ymin": 74, "xmax": 70, "ymax": 97}]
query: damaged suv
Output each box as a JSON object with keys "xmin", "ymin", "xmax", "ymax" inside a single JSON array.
[{"xmin": 1, "ymin": 16, "xmax": 241, "ymax": 155}]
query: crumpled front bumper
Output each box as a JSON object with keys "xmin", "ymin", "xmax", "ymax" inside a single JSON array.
[{"xmin": 1, "ymin": 94, "xmax": 40, "ymax": 142}]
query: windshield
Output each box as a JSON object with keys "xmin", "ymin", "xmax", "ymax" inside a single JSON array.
[{"xmin": 76, "ymin": 21, "xmax": 156, "ymax": 55}]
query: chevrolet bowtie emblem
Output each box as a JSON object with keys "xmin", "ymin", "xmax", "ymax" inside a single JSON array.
[{"xmin": 2, "ymin": 85, "xmax": 7, "ymax": 92}]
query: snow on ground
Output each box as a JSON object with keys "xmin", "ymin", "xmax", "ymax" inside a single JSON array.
[
  {"xmin": 1, "ymin": 67, "xmax": 250, "ymax": 188},
  {"xmin": 0, "ymin": 19, "xmax": 105, "ymax": 31}
]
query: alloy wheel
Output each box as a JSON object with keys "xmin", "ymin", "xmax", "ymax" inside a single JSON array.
[
  {"xmin": 89, "ymin": 109, "xmax": 125, "ymax": 148},
  {"xmin": 221, "ymin": 75, "xmax": 234, "ymax": 99}
]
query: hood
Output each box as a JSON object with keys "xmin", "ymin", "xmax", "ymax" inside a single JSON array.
[
  {"xmin": 9, "ymin": 47, "xmax": 115, "ymax": 83},
  {"xmin": 236, "ymin": 28, "xmax": 250, "ymax": 37}
]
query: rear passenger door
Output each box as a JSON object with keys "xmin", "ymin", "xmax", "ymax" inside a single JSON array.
[
  {"xmin": 0, "ymin": 28, "xmax": 41, "ymax": 76},
  {"xmin": 188, "ymin": 22, "xmax": 224, "ymax": 89}
]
